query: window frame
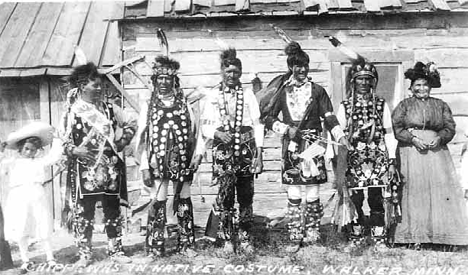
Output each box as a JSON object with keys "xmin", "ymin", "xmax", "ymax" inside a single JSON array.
[{"xmin": 328, "ymin": 49, "xmax": 414, "ymax": 112}]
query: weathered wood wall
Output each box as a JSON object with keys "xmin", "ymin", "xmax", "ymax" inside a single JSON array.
[
  {"xmin": 120, "ymin": 12, "xmax": 468, "ymax": 227},
  {"xmin": 0, "ymin": 76, "xmax": 67, "ymax": 230}
]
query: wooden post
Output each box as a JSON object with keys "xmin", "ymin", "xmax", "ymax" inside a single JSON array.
[{"xmin": 0, "ymin": 204, "xmax": 13, "ymax": 270}]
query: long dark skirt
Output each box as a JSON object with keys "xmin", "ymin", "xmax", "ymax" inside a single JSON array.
[{"xmin": 395, "ymin": 136, "xmax": 468, "ymax": 245}]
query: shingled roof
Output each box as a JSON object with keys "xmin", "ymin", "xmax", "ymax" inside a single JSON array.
[
  {"xmin": 0, "ymin": 2, "xmax": 123, "ymax": 77},
  {"xmin": 123, "ymin": 0, "xmax": 468, "ymax": 18}
]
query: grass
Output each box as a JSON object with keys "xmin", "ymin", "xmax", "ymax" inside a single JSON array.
[{"xmin": 3, "ymin": 218, "xmax": 468, "ymax": 275}]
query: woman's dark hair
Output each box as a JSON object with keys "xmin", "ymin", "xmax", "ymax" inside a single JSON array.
[
  {"xmin": 17, "ymin": 136, "xmax": 43, "ymax": 152},
  {"xmin": 68, "ymin": 62, "xmax": 100, "ymax": 89},
  {"xmin": 285, "ymin": 41, "xmax": 309, "ymax": 68},
  {"xmin": 404, "ymin": 61, "xmax": 441, "ymax": 88},
  {"xmin": 220, "ymin": 48, "xmax": 242, "ymax": 71}
]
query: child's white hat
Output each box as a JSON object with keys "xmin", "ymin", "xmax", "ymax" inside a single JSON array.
[{"xmin": 6, "ymin": 121, "xmax": 54, "ymax": 150}]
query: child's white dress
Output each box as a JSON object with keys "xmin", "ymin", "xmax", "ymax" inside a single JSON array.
[{"xmin": 1, "ymin": 138, "xmax": 63, "ymax": 242}]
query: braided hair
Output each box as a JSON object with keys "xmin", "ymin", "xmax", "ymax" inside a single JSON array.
[{"xmin": 285, "ymin": 41, "xmax": 309, "ymax": 68}]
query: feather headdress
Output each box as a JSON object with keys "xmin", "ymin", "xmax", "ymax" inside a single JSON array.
[{"xmin": 156, "ymin": 28, "xmax": 169, "ymax": 57}]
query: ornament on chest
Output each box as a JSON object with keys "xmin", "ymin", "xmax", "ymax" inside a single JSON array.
[{"xmin": 149, "ymin": 104, "xmax": 190, "ymax": 158}]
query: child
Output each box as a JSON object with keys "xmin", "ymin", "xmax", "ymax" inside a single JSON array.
[{"xmin": 1, "ymin": 122, "xmax": 63, "ymax": 273}]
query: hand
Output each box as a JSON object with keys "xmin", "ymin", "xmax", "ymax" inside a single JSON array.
[
  {"xmin": 214, "ymin": 131, "xmax": 233, "ymax": 144},
  {"xmin": 189, "ymin": 154, "xmax": 203, "ymax": 172},
  {"xmin": 72, "ymin": 146, "xmax": 95, "ymax": 162},
  {"xmin": 251, "ymin": 154, "xmax": 264, "ymax": 174},
  {"xmin": 0, "ymin": 141, "xmax": 6, "ymax": 153},
  {"xmin": 412, "ymin": 136, "xmax": 428, "ymax": 151},
  {"xmin": 286, "ymin": 126, "xmax": 298, "ymax": 140},
  {"xmin": 115, "ymin": 138, "xmax": 129, "ymax": 152},
  {"xmin": 338, "ymin": 136, "xmax": 352, "ymax": 151},
  {"xmin": 428, "ymin": 136, "xmax": 441, "ymax": 149},
  {"xmin": 142, "ymin": 169, "xmax": 154, "ymax": 187},
  {"xmin": 388, "ymin": 164, "xmax": 396, "ymax": 181}
]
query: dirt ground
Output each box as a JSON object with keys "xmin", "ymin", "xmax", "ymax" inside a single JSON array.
[{"xmin": 3, "ymin": 216, "xmax": 468, "ymax": 275}]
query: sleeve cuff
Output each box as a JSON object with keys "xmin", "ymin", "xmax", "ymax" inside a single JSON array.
[
  {"xmin": 330, "ymin": 125, "xmax": 345, "ymax": 142},
  {"xmin": 139, "ymin": 150, "xmax": 149, "ymax": 171},
  {"xmin": 202, "ymin": 125, "xmax": 216, "ymax": 140},
  {"xmin": 195, "ymin": 137, "xmax": 206, "ymax": 155},
  {"xmin": 272, "ymin": 121, "xmax": 288, "ymax": 135},
  {"xmin": 254, "ymin": 124, "xmax": 264, "ymax": 147}
]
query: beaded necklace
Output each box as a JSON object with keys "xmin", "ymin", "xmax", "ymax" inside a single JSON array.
[
  {"xmin": 218, "ymin": 84, "xmax": 244, "ymax": 162},
  {"xmin": 148, "ymin": 95, "xmax": 191, "ymax": 183}
]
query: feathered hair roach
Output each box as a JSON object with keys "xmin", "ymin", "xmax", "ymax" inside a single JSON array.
[
  {"xmin": 68, "ymin": 62, "xmax": 100, "ymax": 89},
  {"xmin": 220, "ymin": 48, "xmax": 242, "ymax": 71},
  {"xmin": 285, "ymin": 41, "xmax": 309, "ymax": 68}
]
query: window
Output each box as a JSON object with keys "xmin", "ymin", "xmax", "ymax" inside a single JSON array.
[
  {"xmin": 329, "ymin": 50, "xmax": 414, "ymax": 111},
  {"xmin": 0, "ymin": 79, "xmax": 40, "ymax": 121}
]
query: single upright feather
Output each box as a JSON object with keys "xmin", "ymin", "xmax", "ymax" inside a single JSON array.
[
  {"xmin": 270, "ymin": 24, "xmax": 293, "ymax": 44},
  {"xmin": 327, "ymin": 36, "xmax": 365, "ymax": 63},
  {"xmin": 156, "ymin": 28, "xmax": 169, "ymax": 57},
  {"xmin": 74, "ymin": 46, "xmax": 87, "ymax": 65}
]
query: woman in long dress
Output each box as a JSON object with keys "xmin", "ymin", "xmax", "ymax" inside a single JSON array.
[{"xmin": 392, "ymin": 62, "xmax": 468, "ymax": 246}]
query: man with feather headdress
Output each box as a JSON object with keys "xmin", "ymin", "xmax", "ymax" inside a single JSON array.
[
  {"xmin": 200, "ymin": 48, "xmax": 264, "ymax": 254},
  {"xmin": 262, "ymin": 41, "xmax": 350, "ymax": 253},
  {"xmin": 136, "ymin": 55, "xmax": 204, "ymax": 258},
  {"xmin": 336, "ymin": 59, "xmax": 398, "ymax": 250}
]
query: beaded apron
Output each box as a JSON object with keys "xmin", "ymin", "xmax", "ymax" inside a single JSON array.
[
  {"xmin": 342, "ymin": 97, "xmax": 390, "ymax": 188},
  {"xmin": 147, "ymin": 98, "xmax": 193, "ymax": 185}
]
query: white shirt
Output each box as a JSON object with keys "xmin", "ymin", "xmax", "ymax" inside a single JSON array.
[{"xmin": 200, "ymin": 86, "xmax": 264, "ymax": 147}]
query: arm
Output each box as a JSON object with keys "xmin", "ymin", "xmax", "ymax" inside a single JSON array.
[
  {"xmin": 200, "ymin": 95, "xmax": 219, "ymax": 140},
  {"xmin": 247, "ymin": 90, "xmax": 265, "ymax": 148},
  {"xmin": 42, "ymin": 138, "xmax": 65, "ymax": 166},
  {"xmin": 263, "ymin": 90, "xmax": 289, "ymax": 135},
  {"xmin": 437, "ymin": 101, "xmax": 456, "ymax": 145},
  {"xmin": 317, "ymin": 87, "xmax": 346, "ymax": 142},
  {"xmin": 247, "ymin": 90, "xmax": 264, "ymax": 173},
  {"xmin": 383, "ymin": 103, "xmax": 397, "ymax": 159},
  {"xmin": 112, "ymin": 104, "xmax": 138, "ymax": 150},
  {"xmin": 391, "ymin": 100, "xmax": 414, "ymax": 144}
]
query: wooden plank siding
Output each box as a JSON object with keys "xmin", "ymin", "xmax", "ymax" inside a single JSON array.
[
  {"xmin": 41, "ymin": 1, "xmax": 91, "ymax": 66},
  {"xmin": 0, "ymin": 2, "xmax": 121, "ymax": 76},
  {"xmin": 124, "ymin": 0, "xmax": 468, "ymax": 17},
  {"xmin": 0, "ymin": 2, "xmax": 42, "ymax": 67},
  {"xmin": 14, "ymin": 3, "xmax": 64, "ymax": 68},
  {"xmin": 120, "ymin": 14, "xmax": 468, "ymax": 218}
]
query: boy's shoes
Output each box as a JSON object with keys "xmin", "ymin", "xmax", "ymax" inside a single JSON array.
[
  {"xmin": 223, "ymin": 242, "xmax": 235, "ymax": 254},
  {"xmin": 238, "ymin": 240, "xmax": 254, "ymax": 254},
  {"xmin": 19, "ymin": 261, "xmax": 34, "ymax": 274},
  {"xmin": 75, "ymin": 255, "xmax": 91, "ymax": 267},
  {"xmin": 179, "ymin": 246, "xmax": 198, "ymax": 257},
  {"xmin": 110, "ymin": 251, "xmax": 132, "ymax": 264},
  {"xmin": 46, "ymin": 260, "xmax": 58, "ymax": 269},
  {"xmin": 284, "ymin": 242, "xmax": 301, "ymax": 253}
]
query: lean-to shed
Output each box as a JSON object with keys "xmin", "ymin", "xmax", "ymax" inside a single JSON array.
[{"xmin": 0, "ymin": 1, "xmax": 123, "ymax": 225}]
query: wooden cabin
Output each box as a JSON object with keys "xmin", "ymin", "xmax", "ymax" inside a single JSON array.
[
  {"xmin": 0, "ymin": 2, "xmax": 122, "ymax": 227},
  {"xmin": 119, "ymin": 0, "xmax": 468, "ymax": 225}
]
